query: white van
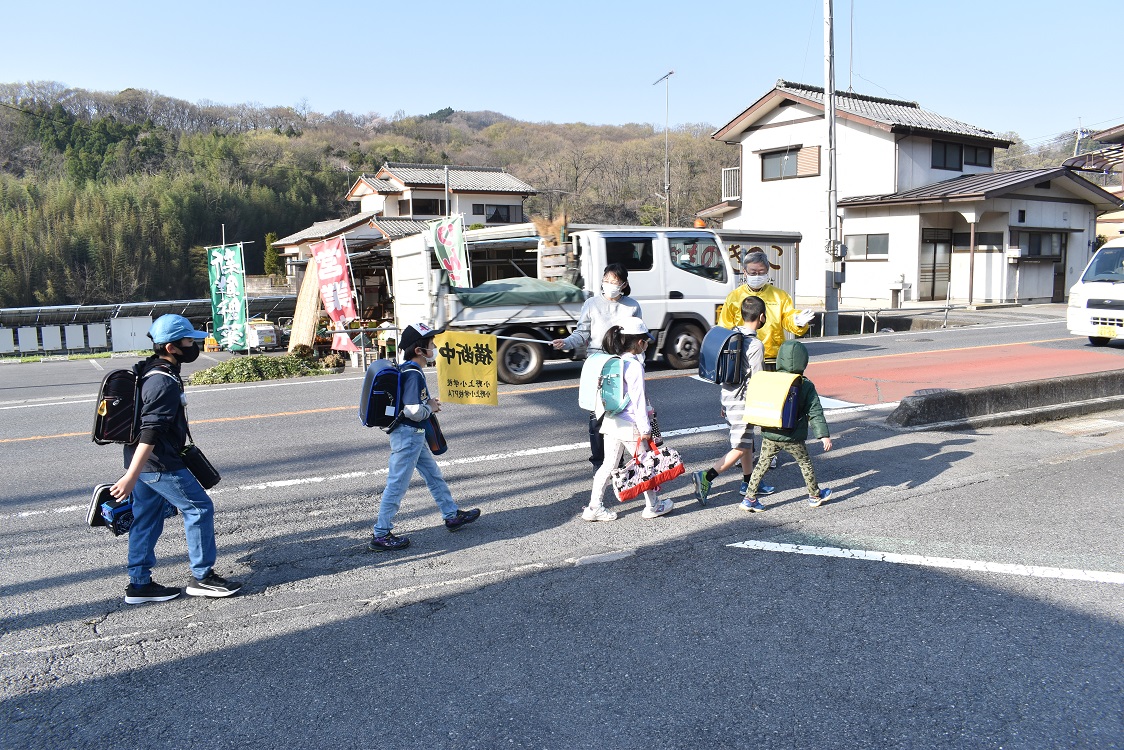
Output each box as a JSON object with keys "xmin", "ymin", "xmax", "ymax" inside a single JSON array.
[{"xmin": 1067, "ymin": 236, "xmax": 1124, "ymax": 346}]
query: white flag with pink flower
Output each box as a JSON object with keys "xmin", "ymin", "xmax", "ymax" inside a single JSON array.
[{"xmin": 429, "ymin": 216, "xmax": 469, "ymax": 288}]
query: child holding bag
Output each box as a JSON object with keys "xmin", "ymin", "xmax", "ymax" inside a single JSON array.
[{"xmin": 584, "ymin": 318, "xmax": 674, "ymax": 521}]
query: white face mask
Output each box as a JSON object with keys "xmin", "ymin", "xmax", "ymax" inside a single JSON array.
[
  {"xmin": 746, "ymin": 273, "xmax": 769, "ymax": 290},
  {"xmin": 422, "ymin": 347, "xmax": 436, "ymax": 365},
  {"xmin": 602, "ymin": 282, "xmax": 622, "ymax": 299}
]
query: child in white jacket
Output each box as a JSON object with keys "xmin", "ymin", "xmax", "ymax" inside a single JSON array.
[{"xmin": 584, "ymin": 317, "xmax": 674, "ymax": 521}]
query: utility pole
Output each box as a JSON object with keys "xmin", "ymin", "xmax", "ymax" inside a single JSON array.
[
  {"xmin": 653, "ymin": 71, "xmax": 674, "ymax": 227},
  {"xmin": 823, "ymin": 0, "xmax": 840, "ymax": 336}
]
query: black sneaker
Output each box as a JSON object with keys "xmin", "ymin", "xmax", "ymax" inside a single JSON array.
[
  {"xmin": 445, "ymin": 508, "xmax": 480, "ymax": 531},
  {"xmin": 370, "ymin": 532, "xmax": 410, "ymax": 551},
  {"xmin": 185, "ymin": 572, "xmax": 243, "ymax": 598},
  {"xmin": 125, "ymin": 581, "xmax": 182, "ymax": 605}
]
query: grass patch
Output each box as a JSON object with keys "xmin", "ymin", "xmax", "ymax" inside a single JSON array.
[
  {"xmin": 188, "ymin": 354, "xmax": 325, "ymax": 384},
  {"xmin": 0, "ymin": 350, "xmax": 148, "ymax": 364}
]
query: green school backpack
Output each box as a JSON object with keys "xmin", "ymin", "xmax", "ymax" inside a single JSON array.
[{"xmin": 598, "ymin": 356, "xmax": 630, "ymax": 415}]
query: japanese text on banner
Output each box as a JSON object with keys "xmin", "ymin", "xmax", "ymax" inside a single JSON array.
[
  {"xmin": 435, "ymin": 331, "xmax": 498, "ymax": 406},
  {"xmin": 428, "ymin": 216, "xmax": 469, "ymax": 287},
  {"xmin": 206, "ymin": 244, "xmax": 247, "ymax": 350},
  {"xmin": 310, "ymin": 237, "xmax": 358, "ymax": 351}
]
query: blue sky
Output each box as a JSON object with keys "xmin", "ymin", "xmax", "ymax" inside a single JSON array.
[{"xmin": 3, "ymin": 0, "xmax": 1119, "ymax": 147}]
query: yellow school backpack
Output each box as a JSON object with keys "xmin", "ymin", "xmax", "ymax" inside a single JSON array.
[{"xmin": 743, "ymin": 371, "xmax": 801, "ymax": 428}]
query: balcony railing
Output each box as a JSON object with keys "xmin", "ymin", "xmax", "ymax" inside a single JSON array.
[{"xmin": 721, "ymin": 167, "xmax": 740, "ymax": 201}]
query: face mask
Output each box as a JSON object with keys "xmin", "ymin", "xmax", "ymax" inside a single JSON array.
[
  {"xmin": 173, "ymin": 342, "xmax": 200, "ymax": 364},
  {"xmin": 602, "ymin": 282, "xmax": 622, "ymax": 298},
  {"xmin": 422, "ymin": 347, "xmax": 436, "ymax": 366},
  {"xmin": 746, "ymin": 274, "xmax": 769, "ymax": 290}
]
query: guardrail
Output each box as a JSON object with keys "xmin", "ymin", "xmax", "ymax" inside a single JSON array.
[{"xmin": 815, "ymin": 305, "xmax": 966, "ymax": 336}]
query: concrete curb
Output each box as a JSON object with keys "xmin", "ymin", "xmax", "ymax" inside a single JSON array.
[{"xmin": 886, "ymin": 370, "xmax": 1124, "ymax": 431}]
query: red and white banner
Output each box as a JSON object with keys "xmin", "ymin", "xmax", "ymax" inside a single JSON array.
[{"xmin": 311, "ymin": 237, "xmax": 359, "ymax": 351}]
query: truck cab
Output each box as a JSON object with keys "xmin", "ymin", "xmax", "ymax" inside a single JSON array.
[{"xmin": 1067, "ymin": 236, "xmax": 1124, "ymax": 346}]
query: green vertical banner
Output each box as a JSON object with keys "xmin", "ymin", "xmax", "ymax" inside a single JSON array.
[
  {"xmin": 429, "ymin": 215, "xmax": 469, "ymax": 287},
  {"xmin": 207, "ymin": 244, "xmax": 247, "ymax": 350}
]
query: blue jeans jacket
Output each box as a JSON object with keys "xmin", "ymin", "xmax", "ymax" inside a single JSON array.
[{"xmin": 374, "ymin": 424, "xmax": 458, "ymax": 537}]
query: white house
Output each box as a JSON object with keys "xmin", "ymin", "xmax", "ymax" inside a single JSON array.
[
  {"xmin": 344, "ymin": 162, "xmax": 536, "ymax": 225},
  {"xmin": 703, "ymin": 80, "xmax": 1123, "ymax": 305}
]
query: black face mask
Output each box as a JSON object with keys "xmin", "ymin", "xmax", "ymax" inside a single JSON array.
[{"xmin": 173, "ymin": 343, "xmax": 200, "ymax": 364}]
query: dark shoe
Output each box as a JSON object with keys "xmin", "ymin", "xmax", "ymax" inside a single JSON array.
[
  {"xmin": 186, "ymin": 572, "xmax": 243, "ymax": 598},
  {"xmin": 445, "ymin": 508, "xmax": 481, "ymax": 531},
  {"xmin": 125, "ymin": 581, "xmax": 181, "ymax": 605},
  {"xmin": 370, "ymin": 532, "xmax": 411, "ymax": 551}
]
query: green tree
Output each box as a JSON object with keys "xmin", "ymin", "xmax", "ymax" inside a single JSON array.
[{"xmin": 264, "ymin": 231, "xmax": 281, "ymax": 275}]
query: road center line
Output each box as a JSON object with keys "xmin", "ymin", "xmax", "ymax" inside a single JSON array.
[{"xmin": 728, "ymin": 540, "xmax": 1124, "ymax": 585}]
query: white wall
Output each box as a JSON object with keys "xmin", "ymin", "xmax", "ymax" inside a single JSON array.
[
  {"xmin": 725, "ymin": 103, "xmax": 899, "ymax": 299},
  {"xmin": 837, "ymin": 208, "xmax": 920, "ymax": 303},
  {"xmin": 896, "ymin": 137, "xmax": 993, "ymax": 192},
  {"xmin": 359, "ymin": 194, "xmax": 388, "ymax": 214}
]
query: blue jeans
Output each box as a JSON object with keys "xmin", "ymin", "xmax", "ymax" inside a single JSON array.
[
  {"xmin": 374, "ymin": 425, "xmax": 458, "ymax": 537},
  {"xmin": 127, "ymin": 469, "xmax": 217, "ymax": 584}
]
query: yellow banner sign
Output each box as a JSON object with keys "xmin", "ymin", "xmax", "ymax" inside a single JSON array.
[{"xmin": 434, "ymin": 331, "xmax": 498, "ymax": 406}]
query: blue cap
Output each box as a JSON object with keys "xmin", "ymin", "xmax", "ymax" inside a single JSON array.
[{"xmin": 149, "ymin": 314, "xmax": 209, "ymax": 344}]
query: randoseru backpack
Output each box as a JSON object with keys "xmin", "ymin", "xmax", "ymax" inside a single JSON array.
[
  {"xmin": 360, "ymin": 359, "xmax": 424, "ymax": 431},
  {"xmin": 698, "ymin": 326, "xmax": 746, "ymax": 386},
  {"xmin": 92, "ymin": 362, "xmax": 177, "ymax": 445},
  {"xmin": 598, "ymin": 355, "xmax": 630, "ymax": 416}
]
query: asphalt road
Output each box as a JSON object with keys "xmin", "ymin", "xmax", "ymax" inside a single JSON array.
[{"xmin": 1, "ymin": 312, "xmax": 1122, "ymax": 749}]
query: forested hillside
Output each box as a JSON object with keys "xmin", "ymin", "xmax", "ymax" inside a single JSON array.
[{"xmin": 0, "ymin": 81, "xmax": 1091, "ymax": 307}]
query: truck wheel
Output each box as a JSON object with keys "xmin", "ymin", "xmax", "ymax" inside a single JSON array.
[
  {"xmin": 663, "ymin": 323, "xmax": 704, "ymax": 369},
  {"xmin": 497, "ymin": 336, "xmax": 544, "ymax": 384},
  {"xmin": 1089, "ymin": 336, "xmax": 1112, "ymax": 347}
]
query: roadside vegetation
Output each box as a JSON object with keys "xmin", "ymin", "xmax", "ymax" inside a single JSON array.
[{"xmin": 188, "ymin": 353, "xmax": 328, "ymax": 385}]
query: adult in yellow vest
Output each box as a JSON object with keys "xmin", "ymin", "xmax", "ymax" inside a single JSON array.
[{"xmin": 717, "ymin": 250, "xmax": 814, "ymax": 364}]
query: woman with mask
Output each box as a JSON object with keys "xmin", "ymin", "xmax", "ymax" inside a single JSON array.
[
  {"xmin": 551, "ymin": 263, "xmax": 642, "ymax": 356},
  {"xmin": 717, "ymin": 250, "xmax": 814, "ymax": 365}
]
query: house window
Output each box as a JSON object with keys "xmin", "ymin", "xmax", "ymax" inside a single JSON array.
[
  {"xmin": 964, "ymin": 145, "xmax": 992, "ymax": 167},
  {"xmin": 953, "ymin": 232, "xmax": 1004, "ymax": 250},
  {"xmin": 844, "ymin": 233, "xmax": 889, "ymax": 260},
  {"xmin": 1009, "ymin": 230, "xmax": 1066, "ymax": 257},
  {"xmin": 760, "ymin": 146, "xmax": 819, "ymax": 181},
  {"xmin": 472, "ymin": 204, "xmax": 484, "ymax": 215},
  {"xmin": 932, "ymin": 141, "xmax": 963, "ymax": 171},
  {"xmin": 605, "ymin": 237, "xmax": 654, "ymax": 272},
  {"xmin": 397, "ymin": 199, "xmax": 410, "ymax": 215},
  {"xmin": 412, "ymin": 199, "xmax": 446, "ymax": 216}
]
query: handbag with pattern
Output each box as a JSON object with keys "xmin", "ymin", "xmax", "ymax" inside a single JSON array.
[{"xmin": 610, "ymin": 439, "xmax": 686, "ymax": 501}]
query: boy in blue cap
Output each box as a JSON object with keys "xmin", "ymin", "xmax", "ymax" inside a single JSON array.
[{"xmin": 109, "ymin": 314, "xmax": 242, "ymax": 604}]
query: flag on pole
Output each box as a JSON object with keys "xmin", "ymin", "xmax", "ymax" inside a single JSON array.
[
  {"xmin": 429, "ymin": 215, "xmax": 469, "ymax": 287},
  {"xmin": 207, "ymin": 244, "xmax": 247, "ymax": 350},
  {"xmin": 311, "ymin": 237, "xmax": 359, "ymax": 351}
]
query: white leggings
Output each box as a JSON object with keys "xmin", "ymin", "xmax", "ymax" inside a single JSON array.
[{"xmin": 590, "ymin": 434, "xmax": 658, "ymax": 510}]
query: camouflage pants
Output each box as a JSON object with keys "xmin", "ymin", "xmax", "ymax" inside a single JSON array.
[{"xmin": 746, "ymin": 439, "xmax": 820, "ymax": 498}]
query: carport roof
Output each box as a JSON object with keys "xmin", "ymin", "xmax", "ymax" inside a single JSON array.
[{"xmin": 839, "ymin": 168, "xmax": 1124, "ymax": 211}]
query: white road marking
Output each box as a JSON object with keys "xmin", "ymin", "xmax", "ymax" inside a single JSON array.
[
  {"xmin": 728, "ymin": 540, "xmax": 1124, "ymax": 585},
  {"xmin": 88, "ymin": 359, "xmax": 104, "ymax": 371}
]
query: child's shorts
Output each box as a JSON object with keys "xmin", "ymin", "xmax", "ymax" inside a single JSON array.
[{"xmin": 727, "ymin": 419, "xmax": 755, "ymax": 451}]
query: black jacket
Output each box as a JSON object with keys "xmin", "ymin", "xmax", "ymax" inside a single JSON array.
[{"xmin": 123, "ymin": 356, "xmax": 189, "ymax": 472}]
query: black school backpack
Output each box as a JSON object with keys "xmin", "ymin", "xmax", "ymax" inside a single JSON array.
[
  {"xmin": 698, "ymin": 326, "xmax": 746, "ymax": 386},
  {"xmin": 91, "ymin": 362, "xmax": 177, "ymax": 445}
]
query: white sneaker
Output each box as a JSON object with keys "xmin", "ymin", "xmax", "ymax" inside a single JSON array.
[
  {"xmin": 582, "ymin": 505, "xmax": 618, "ymax": 522},
  {"xmin": 642, "ymin": 499, "xmax": 674, "ymax": 518}
]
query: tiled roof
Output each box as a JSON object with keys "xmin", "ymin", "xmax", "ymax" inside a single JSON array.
[
  {"xmin": 839, "ymin": 168, "xmax": 1122, "ymax": 208},
  {"xmin": 377, "ymin": 162, "xmax": 536, "ymax": 194},
  {"xmin": 273, "ymin": 211, "xmax": 378, "ymax": 246},
  {"xmin": 369, "ymin": 218, "xmax": 431, "ymax": 238},
  {"xmin": 358, "ymin": 176, "xmax": 402, "ymax": 193},
  {"xmin": 774, "ymin": 80, "xmax": 1011, "ymax": 146}
]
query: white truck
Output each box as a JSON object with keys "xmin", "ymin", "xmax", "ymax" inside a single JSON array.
[
  {"xmin": 390, "ymin": 223, "xmax": 801, "ymax": 383},
  {"xmin": 1067, "ymin": 236, "xmax": 1124, "ymax": 346}
]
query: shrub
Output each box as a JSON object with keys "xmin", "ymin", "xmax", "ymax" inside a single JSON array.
[
  {"xmin": 189, "ymin": 354, "xmax": 324, "ymax": 385},
  {"xmin": 290, "ymin": 344, "xmax": 314, "ymax": 359},
  {"xmin": 321, "ymin": 352, "xmax": 347, "ymax": 368}
]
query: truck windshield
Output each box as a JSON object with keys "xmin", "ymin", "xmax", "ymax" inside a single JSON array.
[{"xmin": 1081, "ymin": 246, "xmax": 1124, "ymax": 283}]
